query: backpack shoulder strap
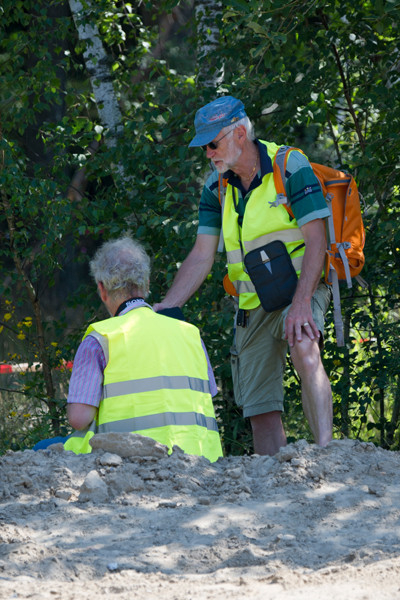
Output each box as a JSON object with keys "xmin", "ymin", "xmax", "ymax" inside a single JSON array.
[
  {"xmin": 218, "ymin": 174, "xmax": 229, "ymax": 206},
  {"xmin": 329, "ymin": 267, "xmax": 345, "ymax": 346},
  {"xmin": 272, "ymin": 146, "xmax": 306, "ymax": 218}
]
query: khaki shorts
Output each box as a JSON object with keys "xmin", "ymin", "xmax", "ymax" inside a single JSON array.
[{"xmin": 230, "ymin": 282, "xmax": 332, "ymax": 418}]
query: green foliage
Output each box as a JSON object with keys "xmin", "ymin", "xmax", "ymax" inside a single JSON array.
[
  {"xmin": 0, "ymin": 371, "xmax": 70, "ymax": 455},
  {"xmin": 1, "ymin": 0, "xmax": 400, "ymax": 453}
]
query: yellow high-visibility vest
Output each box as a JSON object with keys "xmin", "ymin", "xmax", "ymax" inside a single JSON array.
[
  {"xmin": 65, "ymin": 307, "xmax": 223, "ymax": 462},
  {"xmin": 223, "ymin": 140, "xmax": 305, "ymax": 310}
]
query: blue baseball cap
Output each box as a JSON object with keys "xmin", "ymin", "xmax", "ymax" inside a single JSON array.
[{"xmin": 189, "ymin": 96, "xmax": 247, "ymax": 147}]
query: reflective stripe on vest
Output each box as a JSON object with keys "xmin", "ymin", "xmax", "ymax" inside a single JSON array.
[
  {"xmin": 97, "ymin": 411, "xmax": 219, "ymax": 434},
  {"xmin": 223, "ymin": 140, "xmax": 305, "ymax": 310},
  {"xmin": 103, "ymin": 375, "xmax": 210, "ymax": 398},
  {"xmin": 228, "ymin": 253, "xmax": 303, "ymax": 297},
  {"xmin": 226, "ymin": 229, "xmax": 305, "ymax": 264},
  {"xmin": 235, "ymin": 280, "xmax": 256, "ymax": 295}
]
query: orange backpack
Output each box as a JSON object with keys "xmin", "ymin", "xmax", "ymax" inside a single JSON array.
[
  {"xmin": 218, "ymin": 146, "xmax": 366, "ymax": 345},
  {"xmin": 273, "ymin": 146, "xmax": 366, "ymax": 346}
]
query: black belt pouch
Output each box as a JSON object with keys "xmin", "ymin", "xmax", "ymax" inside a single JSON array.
[{"xmin": 243, "ymin": 240, "xmax": 298, "ymax": 312}]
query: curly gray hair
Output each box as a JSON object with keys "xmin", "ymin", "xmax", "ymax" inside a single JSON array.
[{"xmin": 89, "ymin": 236, "xmax": 151, "ymax": 298}]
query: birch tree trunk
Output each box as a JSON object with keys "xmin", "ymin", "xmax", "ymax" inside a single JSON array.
[
  {"xmin": 68, "ymin": 0, "xmax": 127, "ymax": 194},
  {"xmin": 68, "ymin": 0, "xmax": 123, "ymax": 147},
  {"xmin": 195, "ymin": 0, "xmax": 224, "ymax": 89}
]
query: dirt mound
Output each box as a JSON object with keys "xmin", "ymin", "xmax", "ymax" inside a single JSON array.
[{"xmin": 1, "ymin": 436, "xmax": 399, "ymax": 599}]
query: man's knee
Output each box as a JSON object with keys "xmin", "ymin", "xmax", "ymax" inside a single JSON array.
[
  {"xmin": 250, "ymin": 410, "xmax": 283, "ymax": 433},
  {"xmin": 291, "ymin": 338, "xmax": 323, "ymax": 377}
]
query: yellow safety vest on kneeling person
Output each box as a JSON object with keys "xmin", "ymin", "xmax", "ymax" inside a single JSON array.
[
  {"xmin": 64, "ymin": 307, "xmax": 223, "ymax": 462},
  {"xmin": 223, "ymin": 140, "xmax": 305, "ymax": 310}
]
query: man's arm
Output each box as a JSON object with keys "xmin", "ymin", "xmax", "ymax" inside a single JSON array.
[
  {"xmin": 153, "ymin": 233, "xmax": 219, "ymax": 311},
  {"xmin": 284, "ymin": 219, "xmax": 326, "ymax": 347},
  {"xmin": 67, "ymin": 403, "xmax": 97, "ymax": 430},
  {"xmin": 66, "ymin": 336, "xmax": 105, "ymax": 429}
]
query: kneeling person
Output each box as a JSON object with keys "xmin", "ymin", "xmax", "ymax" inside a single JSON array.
[{"xmin": 65, "ymin": 236, "xmax": 223, "ymax": 462}]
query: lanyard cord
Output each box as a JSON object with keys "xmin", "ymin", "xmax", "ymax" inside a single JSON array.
[{"xmin": 114, "ymin": 297, "xmax": 147, "ymax": 316}]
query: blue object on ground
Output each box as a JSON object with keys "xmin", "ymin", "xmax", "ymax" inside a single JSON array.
[{"xmin": 33, "ymin": 436, "xmax": 71, "ymax": 450}]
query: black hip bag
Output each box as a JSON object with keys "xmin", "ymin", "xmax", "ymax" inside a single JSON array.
[{"xmin": 244, "ymin": 240, "xmax": 301, "ymax": 312}]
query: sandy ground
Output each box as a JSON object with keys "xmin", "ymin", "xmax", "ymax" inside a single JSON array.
[{"xmin": 1, "ymin": 434, "xmax": 400, "ymax": 599}]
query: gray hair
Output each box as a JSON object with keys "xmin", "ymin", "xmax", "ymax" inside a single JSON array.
[
  {"xmin": 233, "ymin": 116, "xmax": 255, "ymax": 140},
  {"xmin": 222, "ymin": 116, "xmax": 255, "ymax": 141},
  {"xmin": 90, "ymin": 236, "xmax": 151, "ymax": 298}
]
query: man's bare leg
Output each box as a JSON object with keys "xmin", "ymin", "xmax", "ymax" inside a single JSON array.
[
  {"xmin": 290, "ymin": 337, "xmax": 333, "ymax": 446},
  {"xmin": 250, "ymin": 411, "xmax": 287, "ymax": 456}
]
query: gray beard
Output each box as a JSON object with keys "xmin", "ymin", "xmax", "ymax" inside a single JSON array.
[{"xmin": 213, "ymin": 142, "xmax": 242, "ymax": 173}]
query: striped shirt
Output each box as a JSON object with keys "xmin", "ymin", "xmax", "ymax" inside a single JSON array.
[{"xmin": 67, "ymin": 303, "xmax": 217, "ymax": 406}]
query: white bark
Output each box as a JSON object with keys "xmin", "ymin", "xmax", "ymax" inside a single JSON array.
[{"xmin": 69, "ymin": 0, "xmax": 123, "ymax": 146}]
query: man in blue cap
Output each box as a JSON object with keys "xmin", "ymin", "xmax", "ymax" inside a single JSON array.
[{"xmin": 154, "ymin": 96, "xmax": 333, "ymax": 456}]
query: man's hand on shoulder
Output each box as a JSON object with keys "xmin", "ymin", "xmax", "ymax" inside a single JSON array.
[
  {"xmin": 152, "ymin": 302, "xmax": 164, "ymax": 312},
  {"xmin": 152, "ymin": 301, "xmax": 182, "ymax": 313}
]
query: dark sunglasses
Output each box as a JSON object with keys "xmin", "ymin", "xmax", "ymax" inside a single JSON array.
[{"xmin": 202, "ymin": 129, "xmax": 233, "ymax": 151}]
